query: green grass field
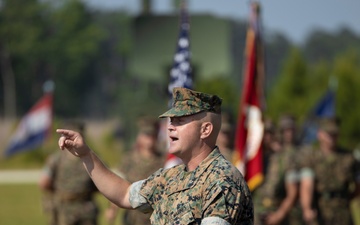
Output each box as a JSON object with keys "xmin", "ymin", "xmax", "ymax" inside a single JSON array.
[
  {"xmin": 0, "ymin": 184, "xmax": 359, "ymax": 225},
  {"xmin": 0, "ymin": 184, "xmax": 125, "ymax": 225}
]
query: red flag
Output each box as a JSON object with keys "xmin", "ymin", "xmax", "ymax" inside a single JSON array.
[{"xmin": 233, "ymin": 2, "xmax": 265, "ymax": 191}]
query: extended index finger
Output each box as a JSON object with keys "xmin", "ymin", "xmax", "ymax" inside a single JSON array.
[{"xmin": 56, "ymin": 129, "xmax": 77, "ymax": 137}]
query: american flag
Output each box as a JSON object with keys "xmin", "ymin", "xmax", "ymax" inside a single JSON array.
[
  {"xmin": 167, "ymin": 1, "xmax": 193, "ymax": 102},
  {"xmin": 163, "ymin": 0, "xmax": 192, "ymax": 169}
]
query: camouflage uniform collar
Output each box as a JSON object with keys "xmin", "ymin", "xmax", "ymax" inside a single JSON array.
[
  {"xmin": 196, "ymin": 147, "xmax": 222, "ymax": 171},
  {"xmin": 168, "ymin": 147, "xmax": 222, "ymax": 194}
]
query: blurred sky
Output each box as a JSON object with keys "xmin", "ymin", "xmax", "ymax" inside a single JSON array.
[{"xmin": 85, "ymin": 0, "xmax": 360, "ymax": 44}]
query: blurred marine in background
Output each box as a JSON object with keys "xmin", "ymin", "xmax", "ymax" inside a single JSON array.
[
  {"xmin": 105, "ymin": 116, "xmax": 165, "ymax": 225},
  {"xmin": 298, "ymin": 117, "xmax": 360, "ymax": 225},
  {"xmin": 38, "ymin": 120, "xmax": 99, "ymax": 225},
  {"xmin": 253, "ymin": 115, "xmax": 300, "ymax": 225}
]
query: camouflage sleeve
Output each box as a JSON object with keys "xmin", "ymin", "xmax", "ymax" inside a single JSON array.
[
  {"xmin": 129, "ymin": 180, "xmax": 153, "ymax": 213},
  {"xmin": 285, "ymin": 150, "xmax": 300, "ymax": 183},
  {"xmin": 42, "ymin": 165, "xmax": 52, "ymax": 177},
  {"xmin": 285, "ymin": 170, "xmax": 299, "ymax": 183},
  {"xmin": 296, "ymin": 146, "xmax": 315, "ymax": 180},
  {"xmin": 202, "ymin": 183, "xmax": 228, "ymax": 220},
  {"xmin": 42, "ymin": 152, "xmax": 60, "ymax": 177},
  {"xmin": 202, "ymin": 180, "xmax": 252, "ymax": 224}
]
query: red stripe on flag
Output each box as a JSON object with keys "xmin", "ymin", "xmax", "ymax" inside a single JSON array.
[
  {"xmin": 4, "ymin": 92, "xmax": 53, "ymax": 157},
  {"xmin": 233, "ymin": 2, "xmax": 265, "ymax": 191}
]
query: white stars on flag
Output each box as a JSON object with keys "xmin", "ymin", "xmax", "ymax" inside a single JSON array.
[{"xmin": 168, "ymin": 5, "xmax": 192, "ymax": 96}]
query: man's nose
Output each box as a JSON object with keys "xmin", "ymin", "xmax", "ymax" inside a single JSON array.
[{"xmin": 168, "ymin": 123, "xmax": 175, "ymax": 131}]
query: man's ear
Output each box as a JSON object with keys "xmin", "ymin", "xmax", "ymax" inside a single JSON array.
[{"xmin": 200, "ymin": 122, "xmax": 213, "ymax": 139}]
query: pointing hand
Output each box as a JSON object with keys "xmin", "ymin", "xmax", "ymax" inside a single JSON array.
[{"xmin": 56, "ymin": 129, "xmax": 89, "ymax": 157}]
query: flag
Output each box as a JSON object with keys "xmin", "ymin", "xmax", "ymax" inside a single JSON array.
[
  {"xmin": 312, "ymin": 89, "xmax": 336, "ymax": 118},
  {"xmin": 163, "ymin": 0, "xmax": 192, "ymax": 169},
  {"xmin": 164, "ymin": 153, "xmax": 183, "ymax": 169},
  {"xmin": 167, "ymin": 0, "xmax": 192, "ymax": 100},
  {"xmin": 300, "ymin": 89, "xmax": 336, "ymax": 144},
  {"xmin": 4, "ymin": 91, "xmax": 53, "ymax": 157},
  {"xmin": 233, "ymin": 2, "xmax": 265, "ymax": 191}
]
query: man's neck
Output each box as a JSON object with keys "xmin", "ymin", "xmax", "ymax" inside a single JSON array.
[{"xmin": 184, "ymin": 146, "xmax": 213, "ymax": 171}]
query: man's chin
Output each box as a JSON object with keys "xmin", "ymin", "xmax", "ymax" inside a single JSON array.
[
  {"xmin": 168, "ymin": 146, "xmax": 182, "ymax": 156},
  {"xmin": 168, "ymin": 149, "xmax": 179, "ymax": 156}
]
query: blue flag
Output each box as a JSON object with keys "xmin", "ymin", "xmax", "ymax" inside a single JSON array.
[
  {"xmin": 312, "ymin": 89, "xmax": 335, "ymax": 118},
  {"xmin": 300, "ymin": 89, "xmax": 336, "ymax": 144}
]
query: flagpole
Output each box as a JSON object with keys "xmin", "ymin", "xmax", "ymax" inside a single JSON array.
[{"xmin": 233, "ymin": 1, "xmax": 265, "ymax": 191}]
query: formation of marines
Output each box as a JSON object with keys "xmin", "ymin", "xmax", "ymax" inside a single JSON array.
[
  {"xmin": 38, "ymin": 89, "xmax": 360, "ymax": 225},
  {"xmin": 252, "ymin": 115, "xmax": 360, "ymax": 225}
]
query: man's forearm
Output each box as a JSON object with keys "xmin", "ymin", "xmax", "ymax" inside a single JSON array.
[
  {"xmin": 278, "ymin": 182, "xmax": 298, "ymax": 215},
  {"xmin": 81, "ymin": 151, "xmax": 133, "ymax": 209},
  {"xmin": 300, "ymin": 178, "xmax": 314, "ymax": 211}
]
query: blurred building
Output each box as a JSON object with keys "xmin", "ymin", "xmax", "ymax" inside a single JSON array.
[{"xmin": 128, "ymin": 5, "xmax": 247, "ymax": 88}]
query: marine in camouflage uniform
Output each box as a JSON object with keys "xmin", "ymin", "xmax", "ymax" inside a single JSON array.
[
  {"xmin": 277, "ymin": 115, "xmax": 303, "ymax": 225},
  {"xmin": 253, "ymin": 115, "xmax": 301, "ymax": 225},
  {"xmin": 57, "ymin": 87, "xmax": 254, "ymax": 225},
  {"xmin": 130, "ymin": 147, "xmax": 252, "ymax": 224},
  {"xmin": 252, "ymin": 118, "xmax": 277, "ymax": 224},
  {"xmin": 39, "ymin": 121, "xmax": 98, "ymax": 225},
  {"xmin": 298, "ymin": 117, "xmax": 360, "ymax": 225}
]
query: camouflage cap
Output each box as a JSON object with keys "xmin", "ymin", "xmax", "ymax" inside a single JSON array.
[
  {"xmin": 137, "ymin": 116, "xmax": 159, "ymax": 136},
  {"xmin": 159, "ymin": 87, "xmax": 222, "ymax": 118},
  {"xmin": 319, "ymin": 117, "xmax": 339, "ymax": 135}
]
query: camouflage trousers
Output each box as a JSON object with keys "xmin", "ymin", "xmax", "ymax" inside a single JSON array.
[
  {"xmin": 254, "ymin": 201, "xmax": 303, "ymax": 225},
  {"xmin": 55, "ymin": 201, "xmax": 98, "ymax": 225},
  {"xmin": 313, "ymin": 198, "xmax": 353, "ymax": 225}
]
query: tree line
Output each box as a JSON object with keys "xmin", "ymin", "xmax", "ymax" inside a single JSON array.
[{"xmin": 1, "ymin": 0, "xmax": 360, "ymax": 149}]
